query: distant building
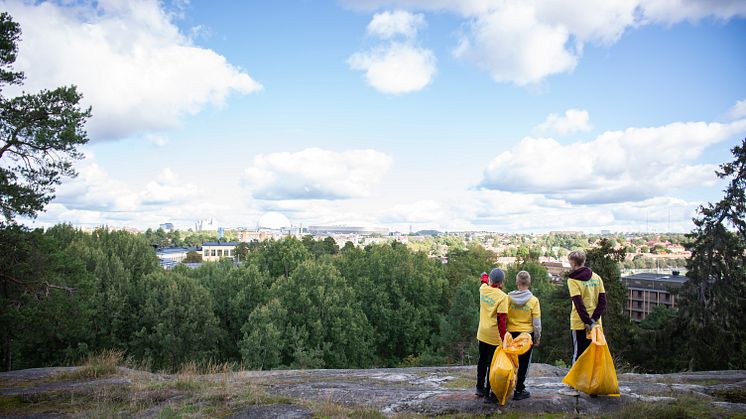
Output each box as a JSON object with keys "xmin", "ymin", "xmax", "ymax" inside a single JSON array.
[
  {"xmin": 202, "ymin": 242, "xmax": 239, "ymax": 262},
  {"xmin": 237, "ymin": 230, "xmax": 270, "ymax": 242},
  {"xmin": 159, "ymin": 223, "xmax": 175, "ymax": 232},
  {"xmin": 622, "ymin": 272, "xmax": 689, "ymax": 321},
  {"xmin": 308, "ymin": 225, "xmax": 389, "ymax": 236},
  {"xmin": 156, "ymin": 247, "xmax": 191, "ymax": 263},
  {"xmin": 155, "ymin": 246, "xmax": 198, "ymax": 269},
  {"xmin": 542, "ymin": 261, "xmax": 571, "ymax": 281},
  {"xmin": 195, "ymin": 219, "xmax": 218, "ymax": 232}
]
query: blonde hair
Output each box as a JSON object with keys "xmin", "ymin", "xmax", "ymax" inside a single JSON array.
[
  {"xmin": 516, "ymin": 270, "xmax": 531, "ymax": 287},
  {"xmin": 568, "ymin": 250, "xmax": 586, "ymax": 267}
]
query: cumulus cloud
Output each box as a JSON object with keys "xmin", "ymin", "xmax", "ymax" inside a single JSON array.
[
  {"xmin": 3, "ymin": 0, "xmax": 262, "ymax": 140},
  {"xmin": 141, "ymin": 168, "xmax": 199, "ymax": 205},
  {"xmin": 242, "ymin": 148, "xmax": 393, "ymax": 200},
  {"xmin": 479, "ymin": 118, "xmax": 746, "ymax": 204},
  {"xmin": 342, "ymin": 0, "xmax": 746, "ymax": 85},
  {"xmin": 453, "ymin": 2, "xmax": 579, "ymax": 85},
  {"xmin": 53, "ymin": 156, "xmax": 200, "ymax": 216},
  {"xmin": 380, "ymin": 200, "xmax": 447, "ymax": 224},
  {"xmin": 729, "ymin": 100, "xmax": 746, "ymax": 120},
  {"xmin": 534, "ymin": 109, "xmax": 592, "ymax": 135},
  {"xmin": 146, "ymin": 134, "xmax": 170, "ymax": 147},
  {"xmin": 367, "ymin": 10, "xmax": 426, "ymax": 39},
  {"xmin": 349, "ymin": 10, "xmax": 435, "ymax": 94},
  {"xmin": 453, "ymin": 190, "xmax": 701, "ymax": 232},
  {"xmin": 348, "ymin": 43, "xmax": 436, "ymax": 94}
]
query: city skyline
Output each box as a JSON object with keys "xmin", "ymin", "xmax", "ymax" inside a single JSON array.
[{"xmin": 5, "ymin": 0, "xmax": 746, "ymax": 233}]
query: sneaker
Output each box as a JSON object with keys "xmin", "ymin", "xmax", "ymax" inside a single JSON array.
[
  {"xmin": 558, "ymin": 387, "xmax": 580, "ymax": 397},
  {"xmin": 475, "ymin": 386, "xmax": 485, "ymax": 397},
  {"xmin": 513, "ymin": 389, "xmax": 531, "ymax": 400},
  {"xmin": 484, "ymin": 392, "xmax": 499, "ymax": 404}
]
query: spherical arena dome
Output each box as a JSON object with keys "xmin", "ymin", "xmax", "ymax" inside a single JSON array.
[{"xmin": 256, "ymin": 212, "xmax": 291, "ymax": 230}]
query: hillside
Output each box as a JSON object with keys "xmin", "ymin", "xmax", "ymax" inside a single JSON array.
[{"xmin": 1, "ymin": 363, "xmax": 745, "ymax": 418}]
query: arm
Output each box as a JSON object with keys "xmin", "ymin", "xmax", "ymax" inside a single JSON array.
[
  {"xmin": 591, "ymin": 292, "xmax": 606, "ymax": 321},
  {"xmin": 497, "ymin": 313, "xmax": 507, "ymax": 342},
  {"xmin": 532, "ymin": 318, "xmax": 542, "ymax": 346},
  {"xmin": 571, "ymin": 295, "xmax": 593, "ymax": 325}
]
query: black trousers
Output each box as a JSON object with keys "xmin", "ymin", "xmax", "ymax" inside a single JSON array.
[
  {"xmin": 476, "ymin": 340, "xmax": 497, "ymax": 392},
  {"xmin": 572, "ymin": 329, "xmax": 592, "ymax": 364},
  {"xmin": 510, "ymin": 332, "xmax": 534, "ymax": 392}
]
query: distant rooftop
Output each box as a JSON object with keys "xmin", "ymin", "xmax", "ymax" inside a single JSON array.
[
  {"xmin": 622, "ymin": 272, "xmax": 689, "ymax": 292},
  {"xmin": 156, "ymin": 247, "xmax": 197, "ymax": 254},
  {"xmin": 623, "ymin": 272, "xmax": 689, "ymax": 283},
  {"xmin": 202, "ymin": 241, "xmax": 240, "ymax": 246}
]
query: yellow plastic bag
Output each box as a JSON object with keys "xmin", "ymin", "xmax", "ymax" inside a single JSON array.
[
  {"xmin": 562, "ymin": 326, "xmax": 620, "ymax": 396},
  {"xmin": 488, "ymin": 332, "xmax": 533, "ymax": 405}
]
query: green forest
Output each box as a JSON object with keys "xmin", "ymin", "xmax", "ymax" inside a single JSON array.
[
  {"xmin": 1, "ymin": 10, "xmax": 744, "ymax": 376},
  {"xmin": 2, "ymin": 206, "xmax": 745, "ymax": 373}
]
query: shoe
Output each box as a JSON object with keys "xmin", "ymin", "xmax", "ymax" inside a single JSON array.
[
  {"xmin": 484, "ymin": 392, "xmax": 499, "ymax": 404},
  {"xmin": 558, "ymin": 387, "xmax": 580, "ymax": 396},
  {"xmin": 475, "ymin": 386, "xmax": 485, "ymax": 397},
  {"xmin": 513, "ymin": 389, "xmax": 531, "ymax": 400}
]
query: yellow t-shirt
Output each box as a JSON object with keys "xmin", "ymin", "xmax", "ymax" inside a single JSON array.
[
  {"xmin": 476, "ymin": 284, "xmax": 509, "ymax": 346},
  {"xmin": 568, "ymin": 272, "xmax": 606, "ymax": 330},
  {"xmin": 507, "ymin": 295, "xmax": 541, "ymax": 333}
]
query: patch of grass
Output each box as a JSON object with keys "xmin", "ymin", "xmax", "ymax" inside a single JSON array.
[
  {"xmin": 306, "ymin": 397, "xmax": 385, "ymax": 418},
  {"xmin": 711, "ymin": 387, "xmax": 746, "ymax": 404},
  {"xmin": 0, "ymin": 395, "xmax": 26, "ymax": 412},
  {"xmin": 443, "ymin": 376, "xmax": 474, "ymax": 390},
  {"xmin": 173, "ymin": 379, "xmax": 203, "ymax": 391},
  {"xmin": 62, "ymin": 350, "xmax": 124, "ymax": 380},
  {"xmin": 688, "ymin": 379, "xmax": 723, "ymax": 386},
  {"xmin": 239, "ymin": 384, "xmax": 293, "ymax": 406},
  {"xmin": 603, "ymin": 395, "xmax": 730, "ymax": 419}
]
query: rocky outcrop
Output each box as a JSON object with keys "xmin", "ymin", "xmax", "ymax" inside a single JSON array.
[{"xmin": 1, "ymin": 364, "xmax": 745, "ymax": 417}]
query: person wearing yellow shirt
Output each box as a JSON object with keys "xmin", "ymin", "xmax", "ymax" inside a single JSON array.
[
  {"xmin": 507, "ymin": 271, "xmax": 541, "ymax": 401},
  {"xmin": 567, "ymin": 250, "xmax": 607, "ymax": 364},
  {"xmin": 475, "ymin": 268, "xmax": 509, "ymax": 404}
]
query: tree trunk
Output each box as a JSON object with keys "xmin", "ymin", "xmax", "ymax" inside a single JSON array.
[{"xmin": 3, "ymin": 334, "xmax": 10, "ymax": 371}]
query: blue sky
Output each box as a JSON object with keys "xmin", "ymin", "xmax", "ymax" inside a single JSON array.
[{"xmin": 5, "ymin": 0, "xmax": 746, "ymax": 233}]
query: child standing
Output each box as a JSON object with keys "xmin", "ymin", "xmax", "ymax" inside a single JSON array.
[
  {"xmin": 507, "ymin": 270, "xmax": 542, "ymax": 401},
  {"xmin": 476, "ymin": 268, "xmax": 509, "ymax": 404}
]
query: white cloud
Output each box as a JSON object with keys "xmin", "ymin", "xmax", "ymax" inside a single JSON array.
[
  {"xmin": 242, "ymin": 148, "xmax": 393, "ymax": 200},
  {"xmin": 141, "ymin": 168, "xmax": 199, "ymax": 205},
  {"xmin": 348, "ymin": 43, "xmax": 436, "ymax": 94},
  {"xmin": 729, "ymin": 100, "xmax": 746, "ymax": 120},
  {"xmin": 534, "ymin": 109, "xmax": 592, "ymax": 135},
  {"xmin": 479, "ymin": 118, "xmax": 746, "ymax": 204},
  {"xmin": 380, "ymin": 200, "xmax": 447, "ymax": 223},
  {"xmin": 146, "ymin": 134, "xmax": 170, "ymax": 147},
  {"xmin": 640, "ymin": 0, "xmax": 746, "ymax": 23},
  {"xmin": 54, "ymin": 159, "xmax": 141, "ymax": 212},
  {"xmin": 367, "ymin": 10, "xmax": 426, "ymax": 39},
  {"xmin": 3, "ymin": 0, "xmax": 262, "ymax": 140},
  {"xmin": 53, "ymin": 156, "xmax": 200, "ymax": 217},
  {"xmin": 343, "ymin": 0, "xmax": 746, "ymax": 85},
  {"xmin": 453, "ymin": 2, "xmax": 578, "ymax": 85}
]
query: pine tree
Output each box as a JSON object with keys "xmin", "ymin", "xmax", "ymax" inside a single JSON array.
[{"xmin": 678, "ymin": 138, "xmax": 746, "ymax": 370}]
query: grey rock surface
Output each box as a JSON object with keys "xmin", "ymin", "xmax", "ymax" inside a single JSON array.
[{"xmin": 2, "ymin": 364, "xmax": 745, "ymax": 417}]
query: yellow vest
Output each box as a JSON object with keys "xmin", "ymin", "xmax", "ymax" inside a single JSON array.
[
  {"xmin": 476, "ymin": 284, "xmax": 509, "ymax": 346},
  {"xmin": 507, "ymin": 295, "xmax": 541, "ymax": 333},
  {"xmin": 568, "ymin": 273, "xmax": 605, "ymax": 330}
]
